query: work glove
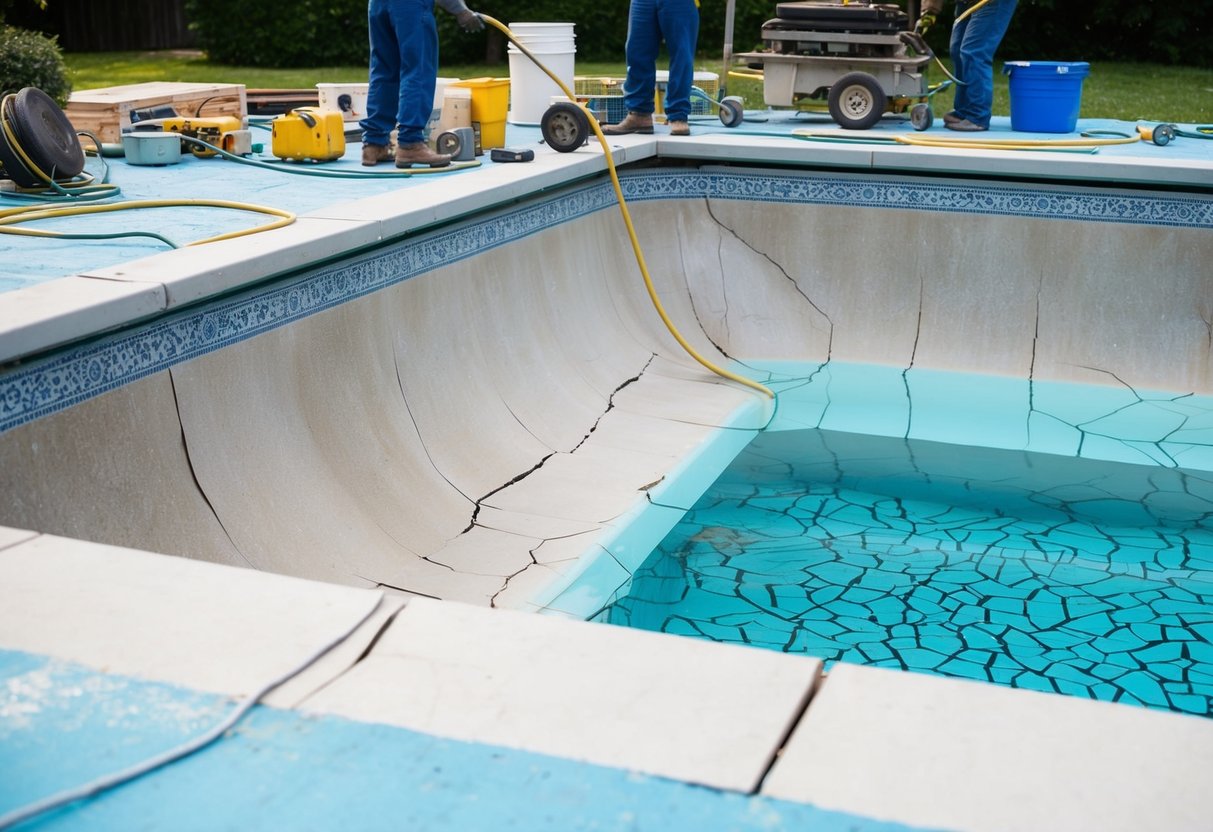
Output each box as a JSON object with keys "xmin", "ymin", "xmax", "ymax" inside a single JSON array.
[
  {"xmin": 456, "ymin": 9, "xmax": 484, "ymax": 31},
  {"xmin": 915, "ymin": 12, "xmax": 936, "ymax": 33}
]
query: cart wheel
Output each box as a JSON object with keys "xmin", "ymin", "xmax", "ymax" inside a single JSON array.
[
  {"xmin": 827, "ymin": 72, "xmax": 887, "ymax": 130},
  {"xmin": 910, "ymin": 102, "xmax": 934, "ymax": 131},
  {"xmin": 719, "ymin": 96, "xmax": 745, "ymax": 128},
  {"xmin": 541, "ymin": 102, "xmax": 590, "ymax": 153},
  {"xmin": 1151, "ymin": 123, "xmax": 1175, "ymax": 146}
]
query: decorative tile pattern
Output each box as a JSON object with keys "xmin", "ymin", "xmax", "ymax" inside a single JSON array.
[{"xmin": 1, "ymin": 169, "xmax": 1209, "ymax": 435}]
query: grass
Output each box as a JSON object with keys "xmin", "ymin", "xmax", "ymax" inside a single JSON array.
[{"xmin": 65, "ymin": 50, "xmax": 1213, "ymax": 124}]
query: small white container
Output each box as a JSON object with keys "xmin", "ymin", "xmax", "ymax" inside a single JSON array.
[{"xmin": 122, "ymin": 132, "xmax": 182, "ymax": 166}]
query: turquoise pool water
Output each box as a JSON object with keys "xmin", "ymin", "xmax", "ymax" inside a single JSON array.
[{"xmin": 605, "ymin": 368, "xmax": 1213, "ymax": 718}]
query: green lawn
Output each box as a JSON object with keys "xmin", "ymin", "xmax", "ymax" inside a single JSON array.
[{"xmin": 65, "ymin": 50, "xmax": 1213, "ymax": 124}]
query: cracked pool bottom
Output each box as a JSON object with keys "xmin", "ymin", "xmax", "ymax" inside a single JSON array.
[{"xmin": 605, "ymin": 429, "xmax": 1213, "ymax": 718}]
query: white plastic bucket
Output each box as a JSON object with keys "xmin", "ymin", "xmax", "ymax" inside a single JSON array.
[{"xmin": 506, "ymin": 22, "xmax": 576, "ymax": 125}]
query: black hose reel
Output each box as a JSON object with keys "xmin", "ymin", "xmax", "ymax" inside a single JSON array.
[{"xmin": 0, "ymin": 86, "xmax": 86, "ymax": 188}]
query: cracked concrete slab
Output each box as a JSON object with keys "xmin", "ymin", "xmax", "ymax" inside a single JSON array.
[
  {"xmin": 762, "ymin": 662, "xmax": 1213, "ymax": 832},
  {"xmin": 301, "ymin": 597, "xmax": 822, "ymax": 792},
  {"xmin": 0, "ymin": 534, "xmax": 386, "ymax": 700}
]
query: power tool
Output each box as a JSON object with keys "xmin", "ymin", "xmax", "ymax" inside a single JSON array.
[{"xmin": 162, "ymin": 116, "xmax": 250, "ymax": 157}]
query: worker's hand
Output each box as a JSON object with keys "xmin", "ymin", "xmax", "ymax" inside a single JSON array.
[
  {"xmin": 456, "ymin": 9, "xmax": 484, "ymax": 31},
  {"xmin": 915, "ymin": 12, "xmax": 936, "ymax": 33}
]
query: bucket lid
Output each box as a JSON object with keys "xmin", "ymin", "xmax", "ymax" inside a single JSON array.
[{"xmin": 1003, "ymin": 61, "xmax": 1090, "ymax": 77}]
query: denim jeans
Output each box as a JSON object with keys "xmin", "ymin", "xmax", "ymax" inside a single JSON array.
[
  {"xmin": 949, "ymin": 0, "xmax": 1018, "ymax": 128},
  {"xmin": 361, "ymin": 0, "xmax": 438, "ymax": 146},
  {"xmin": 620, "ymin": 0, "xmax": 700, "ymax": 122}
]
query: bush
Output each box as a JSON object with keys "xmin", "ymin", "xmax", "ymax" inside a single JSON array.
[
  {"xmin": 185, "ymin": 0, "xmax": 367, "ymax": 68},
  {"xmin": 186, "ymin": 0, "xmax": 1210, "ymax": 69},
  {"xmin": 0, "ymin": 24, "xmax": 70, "ymax": 105}
]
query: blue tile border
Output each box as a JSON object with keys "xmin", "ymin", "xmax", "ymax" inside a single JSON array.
[{"xmin": 2, "ymin": 168, "xmax": 1209, "ymax": 435}]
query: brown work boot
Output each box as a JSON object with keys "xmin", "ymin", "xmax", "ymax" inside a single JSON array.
[
  {"xmin": 669, "ymin": 120, "xmax": 690, "ymax": 136},
  {"xmin": 602, "ymin": 112, "xmax": 654, "ymax": 135},
  {"xmin": 361, "ymin": 142, "xmax": 393, "ymax": 166},
  {"xmin": 396, "ymin": 141, "xmax": 452, "ymax": 168}
]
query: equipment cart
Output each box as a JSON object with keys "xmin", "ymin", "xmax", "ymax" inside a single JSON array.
[{"xmin": 721, "ymin": 0, "xmax": 941, "ymax": 130}]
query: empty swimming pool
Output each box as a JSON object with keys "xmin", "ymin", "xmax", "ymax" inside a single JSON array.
[{"xmin": 606, "ymin": 375, "xmax": 1213, "ymax": 716}]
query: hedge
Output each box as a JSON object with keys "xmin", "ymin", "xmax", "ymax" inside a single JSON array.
[{"xmin": 186, "ymin": 0, "xmax": 1209, "ymax": 69}]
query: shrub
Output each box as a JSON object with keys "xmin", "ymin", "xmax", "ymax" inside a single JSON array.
[
  {"xmin": 185, "ymin": 0, "xmax": 368, "ymax": 68},
  {"xmin": 0, "ymin": 24, "xmax": 70, "ymax": 105}
]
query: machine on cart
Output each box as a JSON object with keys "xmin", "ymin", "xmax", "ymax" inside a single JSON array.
[{"xmin": 723, "ymin": 0, "xmax": 941, "ymax": 130}]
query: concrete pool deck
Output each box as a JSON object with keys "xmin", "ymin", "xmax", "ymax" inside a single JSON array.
[{"xmin": 2, "ymin": 103, "xmax": 1213, "ymax": 830}]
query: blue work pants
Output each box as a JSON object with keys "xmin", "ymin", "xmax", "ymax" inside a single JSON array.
[
  {"xmin": 621, "ymin": 0, "xmax": 700, "ymax": 122},
  {"xmin": 361, "ymin": 0, "xmax": 439, "ymax": 146},
  {"xmin": 950, "ymin": 0, "xmax": 1018, "ymax": 128}
]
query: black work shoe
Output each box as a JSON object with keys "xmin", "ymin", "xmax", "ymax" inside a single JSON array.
[{"xmin": 942, "ymin": 111, "xmax": 962, "ymax": 126}]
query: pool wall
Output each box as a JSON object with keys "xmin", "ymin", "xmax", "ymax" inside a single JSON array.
[{"xmin": 0, "ymin": 168, "xmax": 1209, "ymax": 606}]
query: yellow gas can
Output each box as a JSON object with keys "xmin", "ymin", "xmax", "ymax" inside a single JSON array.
[{"xmin": 271, "ymin": 107, "xmax": 346, "ymax": 162}]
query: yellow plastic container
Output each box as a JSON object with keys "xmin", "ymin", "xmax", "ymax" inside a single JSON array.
[
  {"xmin": 450, "ymin": 78, "xmax": 510, "ymax": 150},
  {"xmin": 271, "ymin": 107, "xmax": 346, "ymax": 162}
]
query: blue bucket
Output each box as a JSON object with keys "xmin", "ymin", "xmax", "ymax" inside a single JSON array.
[{"xmin": 1003, "ymin": 61, "xmax": 1090, "ymax": 133}]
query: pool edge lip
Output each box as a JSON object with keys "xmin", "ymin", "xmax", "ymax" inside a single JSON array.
[{"xmin": 3, "ymin": 117, "xmax": 1211, "ymax": 366}]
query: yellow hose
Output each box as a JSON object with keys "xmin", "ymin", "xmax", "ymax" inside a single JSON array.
[
  {"xmin": 480, "ymin": 15, "xmax": 774, "ymax": 399},
  {"xmin": 791, "ymin": 128, "xmax": 1141, "ymax": 150},
  {"xmin": 0, "ymin": 199, "xmax": 295, "ymax": 245},
  {"xmin": 3, "ymin": 92, "xmax": 296, "ymax": 244},
  {"xmin": 953, "ymin": 0, "xmax": 997, "ymax": 26}
]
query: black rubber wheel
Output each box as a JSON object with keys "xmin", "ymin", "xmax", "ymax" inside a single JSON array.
[
  {"xmin": 719, "ymin": 96, "xmax": 745, "ymax": 128},
  {"xmin": 6, "ymin": 87, "xmax": 85, "ymax": 182},
  {"xmin": 1151, "ymin": 123, "xmax": 1175, "ymax": 146},
  {"xmin": 910, "ymin": 102, "xmax": 934, "ymax": 131},
  {"xmin": 827, "ymin": 72, "xmax": 887, "ymax": 130},
  {"xmin": 541, "ymin": 102, "xmax": 589, "ymax": 153}
]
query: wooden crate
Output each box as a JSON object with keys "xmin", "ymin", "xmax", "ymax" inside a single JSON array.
[{"xmin": 64, "ymin": 82, "xmax": 247, "ymax": 143}]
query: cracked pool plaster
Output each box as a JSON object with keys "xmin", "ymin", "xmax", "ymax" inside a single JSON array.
[{"xmin": 605, "ymin": 422, "xmax": 1213, "ymax": 718}]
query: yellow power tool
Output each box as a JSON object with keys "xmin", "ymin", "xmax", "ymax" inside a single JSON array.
[{"xmin": 162, "ymin": 116, "xmax": 251, "ymax": 157}]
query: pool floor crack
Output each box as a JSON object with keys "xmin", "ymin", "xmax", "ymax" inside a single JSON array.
[
  {"xmin": 463, "ymin": 355, "xmax": 656, "ymax": 534},
  {"xmin": 568, "ymin": 354, "xmax": 653, "ymax": 454},
  {"xmin": 489, "ymin": 540, "xmax": 543, "ymax": 608}
]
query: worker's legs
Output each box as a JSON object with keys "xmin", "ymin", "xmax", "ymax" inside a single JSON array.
[
  {"xmin": 950, "ymin": 0, "xmax": 1018, "ymax": 128},
  {"xmin": 361, "ymin": 0, "xmax": 401, "ymax": 146},
  {"xmin": 657, "ymin": 0, "xmax": 700, "ymax": 123},
  {"xmin": 390, "ymin": 0, "xmax": 439, "ymax": 144},
  {"xmin": 621, "ymin": 0, "xmax": 660, "ymax": 115}
]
